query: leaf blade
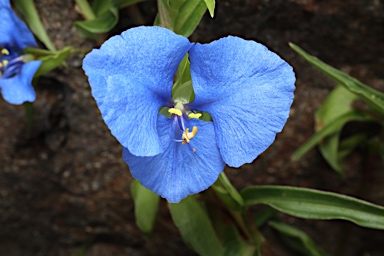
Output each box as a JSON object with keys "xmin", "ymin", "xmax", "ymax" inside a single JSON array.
[
  {"xmin": 292, "ymin": 110, "xmax": 374, "ymax": 161},
  {"xmin": 241, "ymin": 186, "xmax": 384, "ymax": 230},
  {"xmin": 13, "ymin": 0, "xmax": 56, "ymax": 51},
  {"xmin": 174, "ymin": 0, "xmax": 207, "ymax": 37},
  {"xmin": 289, "ymin": 43, "xmax": 384, "ymax": 112},
  {"xmin": 25, "ymin": 46, "xmax": 72, "ymax": 77},
  {"xmin": 203, "ymin": 0, "xmax": 215, "ymax": 17},
  {"xmin": 169, "ymin": 196, "xmax": 224, "ymax": 256},
  {"xmin": 131, "ymin": 180, "xmax": 160, "ymax": 236},
  {"xmin": 75, "ymin": 7, "xmax": 119, "ymax": 34},
  {"xmin": 269, "ymin": 221, "xmax": 329, "ymax": 256}
]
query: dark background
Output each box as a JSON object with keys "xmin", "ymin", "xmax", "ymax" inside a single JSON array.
[{"xmin": 1, "ymin": 0, "xmax": 384, "ymax": 255}]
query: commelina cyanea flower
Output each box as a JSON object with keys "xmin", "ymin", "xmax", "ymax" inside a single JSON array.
[
  {"xmin": 0, "ymin": 0, "xmax": 41, "ymax": 105},
  {"xmin": 83, "ymin": 26, "xmax": 295, "ymax": 203}
]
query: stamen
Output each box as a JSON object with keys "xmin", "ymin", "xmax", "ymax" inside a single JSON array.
[
  {"xmin": 168, "ymin": 108, "xmax": 182, "ymax": 116},
  {"xmin": 188, "ymin": 113, "xmax": 202, "ymax": 119},
  {"xmin": 1, "ymin": 48, "xmax": 9, "ymax": 55},
  {"xmin": 182, "ymin": 126, "xmax": 198, "ymax": 144},
  {"xmin": 2, "ymin": 60, "xmax": 9, "ymax": 67},
  {"xmin": 168, "ymin": 103, "xmax": 199, "ymax": 151}
]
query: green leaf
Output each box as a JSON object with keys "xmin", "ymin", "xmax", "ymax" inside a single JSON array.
[
  {"xmin": 292, "ymin": 110, "xmax": 374, "ymax": 161},
  {"xmin": 174, "ymin": 0, "xmax": 207, "ymax": 37},
  {"xmin": 203, "ymin": 0, "xmax": 215, "ymax": 17},
  {"xmin": 158, "ymin": 106, "xmax": 171, "ymax": 118},
  {"xmin": 338, "ymin": 133, "xmax": 368, "ymax": 160},
  {"xmin": 75, "ymin": 0, "xmax": 96, "ymax": 20},
  {"xmin": 173, "ymin": 81, "xmax": 195, "ymax": 104},
  {"xmin": 254, "ymin": 206, "xmax": 277, "ymax": 227},
  {"xmin": 169, "ymin": 196, "xmax": 224, "ymax": 256},
  {"xmin": 172, "ymin": 54, "xmax": 194, "ymax": 103},
  {"xmin": 315, "ymin": 85, "xmax": 359, "ymax": 125},
  {"xmin": 92, "ymin": 0, "xmax": 112, "ymax": 16},
  {"xmin": 75, "ymin": 7, "xmax": 118, "ymax": 34},
  {"xmin": 157, "ymin": 0, "xmax": 207, "ymax": 36},
  {"xmin": 315, "ymin": 85, "xmax": 359, "ymax": 175},
  {"xmin": 241, "ymin": 186, "xmax": 384, "ymax": 230},
  {"xmin": 13, "ymin": 0, "xmax": 56, "ymax": 51},
  {"xmin": 289, "ymin": 43, "xmax": 384, "ymax": 113},
  {"xmin": 131, "ymin": 180, "xmax": 160, "ymax": 236},
  {"xmin": 157, "ymin": 0, "xmax": 183, "ymax": 30},
  {"xmin": 318, "ymin": 134, "xmax": 342, "ymax": 175},
  {"xmin": 223, "ymin": 225, "xmax": 258, "ymax": 256},
  {"xmin": 269, "ymin": 221, "xmax": 329, "ymax": 256},
  {"xmin": 24, "ymin": 46, "xmax": 72, "ymax": 77}
]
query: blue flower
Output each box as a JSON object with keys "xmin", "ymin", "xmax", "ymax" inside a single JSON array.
[
  {"xmin": 0, "ymin": 0, "xmax": 41, "ymax": 105},
  {"xmin": 83, "ymin": 26, "xmax": 295, "ymax": 203}
]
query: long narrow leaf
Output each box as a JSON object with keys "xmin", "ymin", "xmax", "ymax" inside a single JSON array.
[
  {"xmin": 75, "ymin": 7, "xmax": 118, "ymax": 34},
  {"xmin": 290, "ymin": 43, "xmax": 384, "ymax": 112},
  {"xmin": 269, "ymin": 221, "xmax": 329, "ymax": 256},
  {"xmin": 241, "ymin": 186, "xmax": 384, "ymax": 230},
  {"xmin": 203, "ymin": 0, "xmax": 215, "ymax": 17},
  {"xmin": 75, "ymin": 0, "xmax": 96, "ymax": 20},
  {"xmin": 292, "ymin": 110, "xmax": 374, "ymax": 160},
  {"xmin": 131, "ymin": 180, "xmax": 160, "ymax": 236},
  {"xmin": 315, "ymin": 85, "xmax": 359, "ymax": 175},
  {"xmin": 169, "ymin": 196, "xmax": 224, "ymax": 256},
  {"xmin": 13, "ymin": 0, "xmax": 56, "ymax": 51},
  {"xmin": 174, "ymin": 0, "xmax": 207, "ymax": 37}
]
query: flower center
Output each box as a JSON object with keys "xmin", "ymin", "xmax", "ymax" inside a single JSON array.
[
  {"xmin": 0, "ymin": 46, "xmax": 24, "ymax": 79},
  {"xmin": 168, "ymin": 102, "xmax": 201, "ymax": 147}
]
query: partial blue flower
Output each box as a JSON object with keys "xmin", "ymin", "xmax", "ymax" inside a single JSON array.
[
  {"xmin": 0, "ymin": 0, "xmax": 42, "ymax": 105},
  {"xmin": 83, "ymin": 26, "xmax": 295, "ymax": 203}
]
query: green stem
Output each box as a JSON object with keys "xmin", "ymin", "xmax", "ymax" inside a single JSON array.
[
  {"xmin": 217, "ymin": 172, "xmax": 244, "ymax": 206},
  {"xmin": 213, "ymin": 172, "xmax": 265, "ymax": 246},
  {"xmin": 75, "ymin": 0, "xmax": 96, "ymax": 20}
]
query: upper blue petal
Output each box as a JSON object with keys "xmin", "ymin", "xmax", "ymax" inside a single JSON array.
[
  {"xmin": 189, "ymin": 36, "xmax": 295, "ymax": 167},
  {"xmin": 123, "ymin": 115, "xmax": 225, "ymax": 203},
  {"xmin": 0, "ymin": 0, "xmax": 37, "ymax": 49},
  {"xmin": 82, "ymin": 26, "xmax": 193, "ymax": 157},
  {"xmin": 0, "ymin": 60, "xmax": 41, "ymax": 104}
]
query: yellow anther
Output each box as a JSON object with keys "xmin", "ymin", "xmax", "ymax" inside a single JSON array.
[
  {"xmin": 168, "ymin": 108, "xmax": 182, "ymax": 116},
  {"xmin": 188, "ymin": 113, "xmax": 202, "ymax": 119},
  {"xmin": 2, "ymin": 60, "xmax": 8, "ymax": 67},
  {"xmin": 182, "ymin": 126, "xmax": 198, "ymax": 144},
  {"xmin": 1, "ymin": 48, "xmax": 9, "ymax": 55}
]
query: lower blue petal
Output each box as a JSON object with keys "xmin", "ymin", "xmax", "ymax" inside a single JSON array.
[
  {"xmin": 0, "ymin": 60, "xmax": 41, "ymax": 105},
  {"xmin": 123, "ymin": 115, "xmax": 225, "ymax": 203},
  {"xmin": 189, "ymin": 36, "xmax": 295, "ymax": 167}
]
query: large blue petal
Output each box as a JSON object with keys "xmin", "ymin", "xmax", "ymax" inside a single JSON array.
[
  {"xmin": 83, "ymin": 26, "xmax": 193, "ymax": 157},
  {"xmin": 0, "ymin": 60, "xmax": 41, "ymax": 104},
  {"xmin": 0, "ymin": 0, "xmax": 37, "ymax": 49},
  {"xmin": 123, "ymin": 115, "xmax": 225, "ymax": 203},
  {"xmin": 189, "ymin": 36, "xmax": 295, "ymax": 167}
]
